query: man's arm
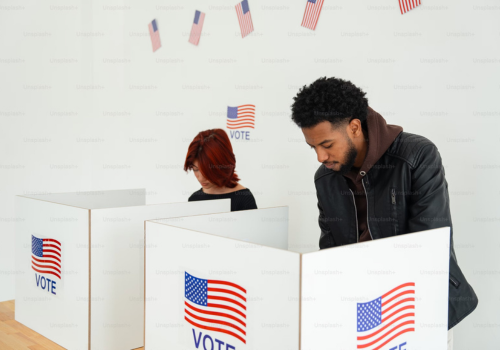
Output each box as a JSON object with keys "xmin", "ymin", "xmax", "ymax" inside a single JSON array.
[
  {"xmin": 408, "ymin": 141, "xmax": 479, "ymax": 329},
  {"xmin": 407, "ymin": 143, "xmax": 454, "ymax": 241},
  {"xmin": 318, "ymin": 200, "xmax": 336, "ymax": 249}
]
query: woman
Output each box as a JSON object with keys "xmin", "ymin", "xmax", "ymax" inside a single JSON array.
[{"xmin": 184, "ymin": 128, "xmax": 257, "ymax": 211}]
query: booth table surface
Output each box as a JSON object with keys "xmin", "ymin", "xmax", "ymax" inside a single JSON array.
[{"xmin": 0, "ymin": 300, "xmax": 145, "ymax": 350}]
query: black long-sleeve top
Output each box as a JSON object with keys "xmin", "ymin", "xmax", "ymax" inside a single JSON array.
[{"xmin": 188, "ymin": 188, "xmax": 258, "ymax": 212}]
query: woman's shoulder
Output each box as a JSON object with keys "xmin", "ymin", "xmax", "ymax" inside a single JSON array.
[
  {"xmin": 228, "ymin": 185, "xmax": 253, "ymax": 196},
  {"xmin": 231, "ymin": 183, "xmax": 248, "ymax": 192},
  {"xmin": 231, "ymin": 187, "xmax": 257, "ymax": 211},
  {"xmin": 188, "ymin": 188, "xmax": 204, "ymax": 201},
  {"xmin": 230, "ymin": 186, "xmax": 254, "ymax": 199}
]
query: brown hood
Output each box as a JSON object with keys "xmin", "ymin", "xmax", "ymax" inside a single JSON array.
[{"xmin": 344, "ymin": 106, "xmax": 403, "ymax": 184}]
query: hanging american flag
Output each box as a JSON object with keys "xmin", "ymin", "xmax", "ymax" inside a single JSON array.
[
  {"xmin": 357, "ymin": 283, "xmax": 415, "ymax": 350},
  {"xmin": 399, "ymin": 0, "xmax": 421, "ymax": 14},
  {"xmin": 235, "ymin": 0, "xmax": 254, "ymax": 38},
  {"xmin": 226, "ymin": 104, "xmax": 255, "ymax": 129},
  {"xmin": 301, "ymin": 0, "xmax": 325, "ymax": 31},
  {"xmin": 148, "ymin": 19, "xmax": 161, "ymax": 52},
  {"xmin": 189, "ymin": 10, "xmax": 205, "ymax": 46},
  {"xmin": 184, "ymin": 272, "xmax": 247, "ymax": 344},
  {"xmin": 32, "ymin": 235, "xmax": 62, "ymax": 280}
]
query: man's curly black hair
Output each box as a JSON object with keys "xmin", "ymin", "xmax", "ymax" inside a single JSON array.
[{"xmin": 291, "ymin": 77, "xmax": 369, "ymax": 132}]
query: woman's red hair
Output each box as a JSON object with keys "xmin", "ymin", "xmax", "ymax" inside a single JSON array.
[{"xmin": 184, "ymin": 129, "xmax": 240, "ymax": 188}]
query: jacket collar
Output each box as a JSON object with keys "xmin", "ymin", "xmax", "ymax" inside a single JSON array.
[{"xmin": 343, "ymin": 106, "xmax": 403, "ymax": 183}]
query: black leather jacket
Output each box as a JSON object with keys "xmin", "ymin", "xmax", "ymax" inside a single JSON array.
[{"xmin": 314, "ymin": 131, "xmax": 478, "ymax": 329}]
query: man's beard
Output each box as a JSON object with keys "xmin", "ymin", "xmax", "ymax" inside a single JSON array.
[{"xmin": 328, "ymin": 137, "xmax": 358, "ymax": 175}]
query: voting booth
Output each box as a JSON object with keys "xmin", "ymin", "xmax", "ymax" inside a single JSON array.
[
  {"xmin": 15, "ymin": 189, "xmax": 231, "ymax": 350},
  {"xmin": 145, "ymin": 207, "xmax": 450, "ymax": 350}
]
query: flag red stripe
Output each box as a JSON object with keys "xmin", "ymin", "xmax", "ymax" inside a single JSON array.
[
  {"xmin": 208, "ymin": 288, "xmax": 246, "ymax": 302},
  {"xmin": 381, "ymin": 283, "xmax": 414, "ymax": 299},
  {"xmin": 32, "ymin": 256, "xmax": 61, "ymax": 269},
  {"xmin": 227, "ymin": 124, "xmax": 255, "ymax": 128},
  {"xmin": 208, "ymin": 296, "xmax": 246, "ymax": 310},
  {"xmin": 357, "ymin": 322, "xmax": 414, "ymax": 349},
  {"xmin": 227, "ymin": 120, "xmax": 255, "ymax": 124},
  {"xmin": 306, "ymin": 2, "xmax": 315, "ymax": 29},
  {"xmin": 382, "ymin": 305, "xmax": 415, "ymax": 323},
  {"xmin": 382, "ymin": 297, "xmax": 415, "ymax": 315},
  {"xmin": 302, "ymin": 2, "xmax": 311, "ymax": 28},
  {"xmin": 42, "ymin": 249, "xmax": 61, "ymax": 257},
  {"xmin": 235, "ymin": 6, "xmax": 241, "ymax": 25},
  {"xmin": 357, "ymin": 312, "xmax": 414, "ymax": 340},
  {"xmin": 313, "ymin": 0, "xmax": 324, "ymax": 30},
  {"xmin": 32, "ymin": 261, "xmax": 61, "ymax": 275},
  {"xmin": 207, "ymin": 303, "xmax": 246, "ymax": 319},
  {"xmin": 208, "ymin": 280, "xmax": 246, "ymax": 293},
  {"xmin": 43, "ymin": 243, "xmax": 61, "ymax": 251},
  {"xmin": 185, "ymin": 309, "xmax": 246, "ymax": 335},
  {"xmin": 248, "ymin": 11, "xmax": 254, "ymax": 34},
  {"xmin": 40, "ymin": 254, "xmax": 61, "ymax": 263},
  {"xmin": 236, "ymin": 5, "xmax": 244, "ymax": 38},
  {"xmin": 227, "ymin": 123, "xmax": 255, "ymax": 127},
  {"xmin": 237, "ymin": 104, "xmax": 255, "ymax": 108},
  {"xmin": 227, "ymin": 125, "xmax": 255, "ymax": 129},
  {"xmin": 185, "ymin": 301, "xmax": 246, "ymax": 327},
  {"xmin": 302, "ymin": 0, "xmax": 324, "ymax": 30},
  {"xmin": 189, "ymin": 13, "xmax": 204, "ymax": 46},
  {"xmin": 300, "ymin": 2, "xmax": 309, "ymax": 27},
  {"xmin": 232, "ymin": 117, "xmax": 255, "ymax": 121},
  {"xmin": 227, "ymin": 116, "xmax": 255, "ymax": 121},
  {"xmin": 32, "ymin": 266, "xmax": 61, "ymax": 279},
  {"xmin": 370, "ymin": 328, "xmax": 414, "ymax": 350},
  {"xmin": 43, "ymin": 238, "xmax": 61, "ymax": 245},
  {"xmin": 229, "ymin": 115, "xmax": 254, "ymax": 118},
  {"xmin": 185, "ymin": 316, "xmax": 246, "ymax": 344},
  {"xmin": 235, "ymin": 5, "xmax": 254, "ymax": 39},
  {"xmin": 227, "ymin": 121, "xmax": 255, "ymax": 125}
]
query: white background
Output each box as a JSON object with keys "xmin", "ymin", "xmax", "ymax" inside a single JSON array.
[{"xmin": 0, "ymin": 0, "xmax": 499, "ymax": 348}]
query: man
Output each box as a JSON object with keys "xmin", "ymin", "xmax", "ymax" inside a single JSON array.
[{"xmin": 291, "ymin": 77, "xmax": 478, "ymax": 349}]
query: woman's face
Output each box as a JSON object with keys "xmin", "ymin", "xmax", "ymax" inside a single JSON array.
[{"xmin": 192, "ymin": 159, "xmax": 216, "ymax": 190}]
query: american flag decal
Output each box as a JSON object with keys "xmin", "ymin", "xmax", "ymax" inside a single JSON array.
[
  {"xmin": 235, "ymin": 0, "xmax": 254, "ymax": 38},
  {"xmin": 399, "ymin": 0, "xmax": 421, "ymax": 14},
  {"xmin": 32, "ymin": 235, "xmax": 62, "ymax": 280},
  {"xmin": 227, "ymin": 104, "xmax": 255, "ymax": 129},
  {"xmin": 148, "ymin": 19, "xmax": 161, "ymax": 52},
  {"xmin": 301, "ymin": 0, "xmax": 325, "ymax": 31},
  {"xmin": 184, "ymin": 272, "xmax": 247, "ymax": 344},
  {"xmin": 357, "ymin": 283, "xmax": 415, "ymax": 349},
  {"xmin": 189, "ymin": 10, "xmax": 206, "ymax": 46}
]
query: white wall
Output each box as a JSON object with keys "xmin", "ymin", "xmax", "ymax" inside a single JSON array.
[{"xmin": 1, "ymin": 0, "xmax": 499, "ymax": 348}]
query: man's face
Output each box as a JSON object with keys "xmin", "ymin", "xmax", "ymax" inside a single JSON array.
[{"xmin": 302, "ymin": 120, "xmax": 359, "ymax": 175}]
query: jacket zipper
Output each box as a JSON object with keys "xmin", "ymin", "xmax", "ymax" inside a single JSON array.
[
  {"xmin": 349, "ymin": 188, "xmax": 359, "ymax": 243},
  {"xmin": 361, "ymin": 179, "xmax": 374, "ymax": 240},
  {"xmin": 391, "ymin": 188, "xmax": 397, "ymax": 235}
]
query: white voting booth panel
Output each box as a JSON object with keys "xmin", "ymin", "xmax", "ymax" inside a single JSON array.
[
  {"xmin": 301, "ymin": 234, "xmax": 450, "ymax": 350},
  {"xmin": 15, "ymin": 189, "xmax": 230, "ymax": 350},
  {"xmin": 145, "ymin": 207, "xmax": 450, "ymax": 350},
  {"xmin": 145, "ymin": 207, "xmax": 299, "ymax": 349}
]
